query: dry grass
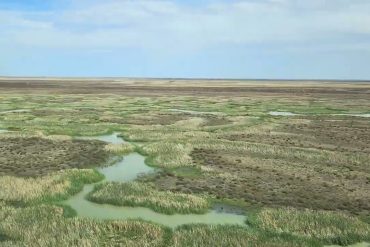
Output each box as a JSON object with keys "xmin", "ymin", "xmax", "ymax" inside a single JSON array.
[
  {"xmin": 0, "ymin": 134, "xmax": 108, "ymax": 177},
  {"xmin": 0, "ymin": 169, "xmax": 103, "ymax": 203}
]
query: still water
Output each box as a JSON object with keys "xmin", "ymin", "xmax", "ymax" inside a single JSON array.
[{"xmin": 65, "ymin": 134, "xmax": 247, "ymax": 228}]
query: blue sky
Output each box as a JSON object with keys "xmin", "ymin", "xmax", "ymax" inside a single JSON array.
[{"xmin": 1, "ymin": 0, "xmax": 370, "ymax": 79}]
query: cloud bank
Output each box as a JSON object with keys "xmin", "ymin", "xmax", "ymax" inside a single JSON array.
[
  {"xmin": 1, "ymin": 0, "xmax": 369, "ymax": 50},
  {"xmin": 1, "ymin": 0, "xmax": 370, "ymax": 78}
]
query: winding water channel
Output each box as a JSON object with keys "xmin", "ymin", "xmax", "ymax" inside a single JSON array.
[
  {"xmin": 1, "ymin": 126, "xmax": 369, "ymax": 244},
  {"xmin": 65, "ymin": 133, "xmax": 247, "ymax": 228}
]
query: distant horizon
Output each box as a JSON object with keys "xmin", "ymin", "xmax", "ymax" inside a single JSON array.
[{"xmin": 1, "ymin": 75, "xmax": 370, "ymax": 83}]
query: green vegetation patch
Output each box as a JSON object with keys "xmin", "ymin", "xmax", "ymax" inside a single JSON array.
[
  {"xmin": 0, "ymin": 203, "xmax": 167, "ymax": 247},
  {"xmin": 87, "ymin": 181, "xmax": 210, "ymax": 214},
  {"xmin": 171, "ymin": 224, "xmax": 321, "ymax": 247},
  {"xmin": 248, "ymin": 208, "xmax": 370, "ymax": 246}
]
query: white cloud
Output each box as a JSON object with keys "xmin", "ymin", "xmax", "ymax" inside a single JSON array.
[{"xmin": 1, "ymin": 0, "xmax": 370, "ymax": 51}]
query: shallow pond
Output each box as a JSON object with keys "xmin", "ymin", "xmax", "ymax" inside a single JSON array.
[
  {"xmin": 333, "ymin": 113, "xmax": 370, "ymax": 118},
  {"xmin": 98, "ymin": 153, "xmax": 154, "ymax": 182},
  {"xmin": 76, "ymin": 132, "xmax": 126, "ymax": 144},
  {"xmin": 65, "ymin": 133, "xmax": 247, "ymax": 228},
  {"xmin": 269, "ymin": 111, "xmax": 298, "ymax": 116},
  {"xmin": 0, "ymin": 109, "xmax": 30, "ymax": 114}
]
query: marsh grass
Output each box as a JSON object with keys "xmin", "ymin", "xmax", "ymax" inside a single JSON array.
[
  {"xmin": 142, "ymin": 142, "xmax": 194, "ymax": 168},
  {"xmin": 248, "ymin": 208, "xmax": 370, "ymax": 246},
  {"xmin": 0, "ymin": 204, "xmax": 168, "ymax": 247},
  {"xmin": 104, "ymin": 143, "xmax": 135, "ymax": 155},
  {"xmin": 171, "ymin": 224, "xmax": 321, "ymax": 247},
  {"xmin": 87, "ymin": 181, "xmax": 210, "ymax": 214},
  {"xmin": 131, "ymin": 131, "xmax": 369, "ymax": 174}
]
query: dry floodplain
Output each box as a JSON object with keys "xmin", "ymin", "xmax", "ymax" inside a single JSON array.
[{"xmin": 0, "ymin": 78, "xmax": 369, "ymax": 246}]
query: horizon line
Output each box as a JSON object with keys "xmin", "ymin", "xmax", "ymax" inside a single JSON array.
[{"xmin": 1, "ymin": 76, "xmax": 370, "ymax": 83}]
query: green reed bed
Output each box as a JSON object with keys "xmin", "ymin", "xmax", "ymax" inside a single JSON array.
[{"xmin": 87, "ymin": 181, "xmax": 210, "ymax": 215}]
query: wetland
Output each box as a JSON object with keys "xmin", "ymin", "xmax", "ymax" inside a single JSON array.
[{"xmin": 0, "ymin": 79, "xmax": 369, "ymax": 246}]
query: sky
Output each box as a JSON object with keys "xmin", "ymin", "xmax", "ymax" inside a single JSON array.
[{"xmin": 1, "ymin": 0, "xmax": 370, "ymax": 79}]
